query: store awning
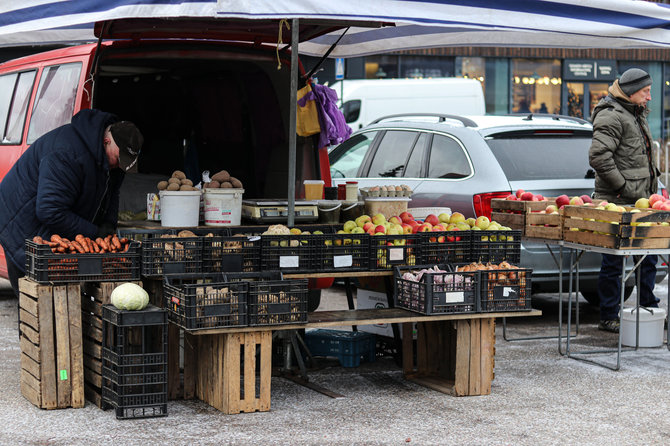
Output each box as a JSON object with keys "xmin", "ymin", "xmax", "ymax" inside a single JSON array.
[{"xmin": 2, "ymin": 1, "xmax": 670, "ymax": 53}]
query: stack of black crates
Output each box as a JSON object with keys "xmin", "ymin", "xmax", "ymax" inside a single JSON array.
[{"xmin": 101, "ymin": 304, "xmax": 168, "ymax": 419}]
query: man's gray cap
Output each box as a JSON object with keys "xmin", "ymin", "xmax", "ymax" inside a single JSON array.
[{"xmin": 619, "ymin": 68, "xmax": 652, "ymax": 96}]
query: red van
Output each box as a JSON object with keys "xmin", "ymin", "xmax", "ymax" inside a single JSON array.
[{"xmin": 0, "ymin": 20, "xmax": 331, "ymax": 279}]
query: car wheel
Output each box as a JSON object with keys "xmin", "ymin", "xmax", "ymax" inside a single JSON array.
[{"xmin": 581, "ymin": 286, "xmax": 634, "ymax": 307}]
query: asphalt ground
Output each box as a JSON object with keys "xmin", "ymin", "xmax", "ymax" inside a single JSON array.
[{"xmin": 1, "ymin": 277, "xmax": 669, "ymax": 445}]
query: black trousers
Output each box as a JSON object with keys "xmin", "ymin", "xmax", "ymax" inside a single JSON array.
[{"xmin": 6, "ymin": 256, "xmax": 23, "ymax": 299}]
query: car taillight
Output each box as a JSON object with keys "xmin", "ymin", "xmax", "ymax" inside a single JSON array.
[
  {"xmin": 663, "ymin": 188, "xmax": 669, "ymax": 199},
  {"xmin": 473, "ymin": 192, "xmax": 510, "ymax": 219}
]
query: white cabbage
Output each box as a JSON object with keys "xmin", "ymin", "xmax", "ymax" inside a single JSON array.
[{"xmin": 111, "ymin": 283, "xmax": 149, "ymax": 311}]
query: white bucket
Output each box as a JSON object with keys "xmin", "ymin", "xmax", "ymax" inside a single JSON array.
[
  {"xmin": 159, "ymin": 190, "xmax": 201, "ymax": 227},
  {"xmin": 203, "ymin": 188, "xmax": 244, "ymax": 226},
  {"xmin": 621, "ymin": 306, "xmax": 666, "ymax": 348}
]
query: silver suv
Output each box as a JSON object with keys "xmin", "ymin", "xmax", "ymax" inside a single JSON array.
[{"xmin": 328, "ymin": 113, "xmax": 668, "ymax": 305}]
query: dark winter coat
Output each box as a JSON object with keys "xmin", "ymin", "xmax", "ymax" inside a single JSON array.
[
  {"xmin": 589, "ymin": 80, "xmax": 659, "ymax": 204},
  {"xmin": 0, "ymin": 109, "xmax": 122, "ymax": 271}
]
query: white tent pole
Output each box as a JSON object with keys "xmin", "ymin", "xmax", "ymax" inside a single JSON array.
[{"xmin": 287, "ymin": 18, "xmax": 299, "ymax": 227}]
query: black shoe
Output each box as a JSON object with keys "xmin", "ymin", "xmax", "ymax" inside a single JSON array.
[{"xmin": 598, "ymin": 319, "xmax": 620, "ymax": 333}]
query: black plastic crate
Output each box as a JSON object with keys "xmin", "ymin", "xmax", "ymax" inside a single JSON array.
[
  {"xmin": 202, "ymin": 234, "xmax": 261, "ymax": 273},
  {"xmin": 313, "ymin": 232, "xmax": 370, "ymax": 272},
  {"xmin": 224, "ymin": 272, "xmax": 308, "ymax": 326},
  {"xmin": 163, "ymin": 273, "xmax": 248, "ymax": 330},
  {"xmin": 418, "ymin": 230, "xmax": 472, "ymax": 265},
  {"xmin": 101, "ymin": 304, "xmax": 168, "ymax": 420},
  {"xmin": 394, "ymin": 264, "xmax": 479, "ymax": 314},
  {"xmin": 469, "ymin": 230, "xmax": 521, "ymax": 264},
  {"xmin": 259, "ymin": 234, "xmax": 320, "ymax": 272},
  {"xmin": 24, "ymin": 239, "xmax": 141, "ymax": 284},
  {"xmin": 137, "ymin": 231, "xmax": 203, "ymax": 277},
  {"xmin": 478, "ymin": 268, "xmax": 532, "ymax": 312},
  {"xmin": 368, "ymin": 234, "xmax": 419, "ymax": 270}
]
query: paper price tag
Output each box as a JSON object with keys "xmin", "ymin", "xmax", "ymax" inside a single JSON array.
[
  {"xmin": 388, "ymin": 247, "xmax": 404, "ymax": 262},
  {"xmin": 503, "ymin": 287, "xmax": 513, "ymax": 297},
  {"xmin": 280, "ymin": 256, "xmax": 299, "ymax": 268},
  {"xmin": 333, "ymin": 255, "xmax": 353, "ymax": 268},
  {"xmin": 444, "ymin": 291, "xmax": 465, "ymax": 303}
]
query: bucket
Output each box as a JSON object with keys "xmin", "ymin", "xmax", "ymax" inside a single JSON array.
[
  {"xmin": 317, "ymin": 201, "xmax": 341, "ymax": 224},
  {"xmin": 621, "ymin": 306, "xmax": 666, "ymax": 347},
  {"xmin": 203, "ymin": 188, "xmax": 244, "ymax": 226},
  {"xmin": 341, "ymin": 201, "xmax": 364, "ymax": 222},
  {"xmin": 159, "ymin": 190, "xmax": 201, "ymax": 227}
]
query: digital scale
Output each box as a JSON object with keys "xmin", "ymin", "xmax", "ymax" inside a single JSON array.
[{"xmin": 241, "ymin": 199, "xmax": 319, "ymax": 223}]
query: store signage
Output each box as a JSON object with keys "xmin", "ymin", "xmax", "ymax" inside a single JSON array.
[{"xmin": 563, "ymin": 60, "xmax": 616, "ymax": 81}]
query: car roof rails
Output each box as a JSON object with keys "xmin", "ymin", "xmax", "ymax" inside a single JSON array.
[
  {"xmin": 370, "ymin": 113, "xmax": 477, "ymax": 128},
  {"xmin": 506, "ymin": 113, "xmax": 590, "ymax": 125}
]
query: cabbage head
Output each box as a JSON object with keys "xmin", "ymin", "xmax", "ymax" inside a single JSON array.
[{"xmin": 111, "ymin": 283, "xmax": 149, "ymax": 311}]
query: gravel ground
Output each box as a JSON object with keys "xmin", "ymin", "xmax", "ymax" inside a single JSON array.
[{"xmin": 1, "ymin": 278, "xmax": 669, "ymax": 445}]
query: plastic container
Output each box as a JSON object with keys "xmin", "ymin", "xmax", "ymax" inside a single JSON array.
[
  {"xmin": 324, "ymin": 186, "xmax": 338, "ymax": 200},
  {"xmin": 364, "ymin": 197, "xmax": 410, "ymax": 219},
  {"xmin": 159, "ymin": 190, "xmax": 201, "ymax": 227},
  {"xmin": 304, "ymin": 180, "xmax": 325, "ymax": 200},
  {"xmin": 203, "ymin": 188, "xmax": 244, "ymax": 226},
  {"xmin": 345, "ymin": 181, "xmax": 359, "ymax": 201},
  {"xmin": 304, "ymin": 329, "xmax": 376, "ymax": 367},
  {"xmin": 317, "ymin": 201, "xmax": 341, "ymax": 224},
  {"xmin": 337, "ymin": 184, "xmax": 346, "ymax": 200},
  {"xmin": 621, "ymin": 306, "xmax": 666, "ymax": 347}
]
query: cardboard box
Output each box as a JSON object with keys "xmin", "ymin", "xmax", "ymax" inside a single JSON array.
[{"xmin": 357, "ymin": 289, "xmax": 416, "ymax": 339}]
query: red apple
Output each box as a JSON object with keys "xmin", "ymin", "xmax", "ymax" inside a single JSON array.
[
  {"xmin": 531, "ymin": 195, "xmax": 540, "ymax": 201},
  {"xmin": 366, "ymin": 226, "xmax": 376, "ymax": 235},
  {"xmin": 580, "ymin": 194, "xmax": 592, "ymax": 204},
  {"xmin": 652, "ymin": 200, "xmax": 664, "ymax": 210},
  {"xmin": 418, "ymin": 223, "xmax": 433, "ymax": 232},
  {"xmin": 536, "ymin": 194, "xmax": 546, "ymax": 201},
  {"xmin": 569, "ymin": 196, "xmax": 584, "ymax": 206},
  {"xmin": 363, "ymin": 222, "xmax": 374, "ymax": 232},
  {"xmin": 505, "ymin": 194, "xmax": 517, "ymax": 201},
  {"xmin": 399, "ymin": 211, "xmax": 414, "ymax": 224},
  {"xmin": 432, "ymin": 224, "xmax": 446, "ymax": 232},
  {"xmin": 388, "ymin": 216, "xmax": 402, "ymax": 225},
  {"xmin": 661, "ymin": 202, "xmax": 670, "ymax": 211},
  {"xmin": 649, "ymin": 194, "xmax": 664, "ymax": 207},
  {"xmin": 516, "ymin": 189, "xmax": 525, "ymax": 198},
  {"xmin": 555, "ymin": 195, "xmax": 570, "ymax": 208},
  {"xmin": 424, "ymin": 214, "xmax": 440, "ymax": 226},
  {"xmin": 401, "ymin": 223, "xmax": 413, "ymax": 234},
  {"xmin": 375, "ymin": 225, "xmax": 387, "ymax": 234},
  {"xmin": 446, "ymin": 227, "xmax": 461, "ymax": 242},
  {"xmin": 520, "ymin": 191, "xmax": 534, "ymax": 201}
]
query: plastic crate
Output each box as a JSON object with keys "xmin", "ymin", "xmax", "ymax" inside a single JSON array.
[
  {"xmin": 469, "ymin": 230, "xmax": 521, "ymax": 264},
  {"xmin": 137, "ymin": 231, "xmax": 203, "ymax": 277},
  {"xmin": 162, "ymin": 273, "xmax": 248, "ymax": 330},
  {"xmin": 369, "ymin": 234, "xmax": 419, "ymax": 270},
  {"xmin": 313, "ymin": 232, "xmax": 369, "ymax": 272},
  {"xmin": 202, "ymin": 233, "xmax": 261, "ymax": 273},
  {"xmin": 24, "ymin": 240, "xmax": 141, "ymax": 284},
  {"xmin": 101, "ymin": 305, "xmax": 168, "ymax": 420},
  {"xmin": 304, "ymin": 329, "xmax": 376, "ymax": 368},
  {"xmin": 418, "ymin": 230, "xmax": 472, "ymax": 265},
  {"xmin": 224, "ymin": 272, "xmax": 308, "ymax": 326},
  {"xmin": 259, "ymin": 234, "xmax": 320, "ymax": 272},
  {"xmin": 394, "ymin": 264, "xmax": 479, "ymax": 314},
  {"xmin": 479, "ymin": 268, "xmax": 532, "ymax": 312}
]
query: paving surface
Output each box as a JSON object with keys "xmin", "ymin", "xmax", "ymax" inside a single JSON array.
[{"xmin": 1, "ymin": 277, "xmax": 669, "ymax": 445}]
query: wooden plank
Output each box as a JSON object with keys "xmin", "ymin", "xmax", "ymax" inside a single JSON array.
[
  {"xmin": 84, "ymin": 354, "xmax": 102, "ymax": 375},
  {"xmin": 20, "ymin": 369, "xmax": 42, "ymax": 408},
  {"xmin": 84, "ymin": 367, "xmax": 102, "ymax": 388},
  {"xmin": 468, "ymin": 319, "xmax": 481, "ymax": 396},
  {"xmin": 453, "ymin": 320, "xmax": 471, "ymax": 397},
  {"xmin": 19, "ymin": 322, "xmax": 39, "ymax": 345},
  {"xmin": 81, "ymin": 322, "xmax": 102, "ymax": 343},
  {"xmin": 401, "ymin": 322, "xmax": 414, "ymax": 374},
  {"xmin": 19, "ymin": 308, "xmax": 39, "ymax": 331},
  {"xmin": 18, "ymin": 278, "xmax": 40, "ymax": 297},
  {"xmin": 183, "ymin": 332, "xmax": 197, "ymax": 399},
  {"xmin": 99, "ymin": 282, "xmax": 116, "ymax": 304},
  {"xmin": 53, "ymin": 285, "xmax": 72, "ymax": 408},
  {"xmin": 416, "ymin": 322, "xmax": 429, "ymax": 374},
  {"xmin": 407, "ymin": 375, "xmax": 457, "ymax": 396},
  {"xmin": 243, "ymin": 332, "xmax": 257, "ymax": 413},
  {"xmin": 20, "ymin": 336, "xmax": 40, "ymax": 363},
  {"xmin": 223, "ymin": 333, "xmax": 241, "ymax": 414},
  {"xmin": 67, "ymin": 283, "xmax": 84, "ymax": 408},
  {"xmin": 19, "ymin": 293, "xmax": 38, "ymax": 318},
  {"xmin": 38, "ymin": 284, "xmax": 57, "ymax": 410},
  {"xmin": 480, "ymin": 318, "xmax": 495, "ymax": 394},
  {"xmin": 83, "ymin": 338, "xmax": 102, "ymax": 359},
  {"xmin": 81, "ymin": 297, "xmax": 101, "ymax": 318},
  {"xmin": 84, "ymin": 382, "xmax": 102, "ymax": 408},
  {"xmin": 168, "ymin": 323, "xmax": 181, "ymax": 400},
  {"xmin": 258, "ymin": 331, "xmax": 272, "ymax": 412},
  {"xmin": 21, "ymin": 353, "xmax": 40, "ymax": 380}
]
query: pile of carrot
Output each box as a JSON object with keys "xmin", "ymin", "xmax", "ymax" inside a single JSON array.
[{"xmin": 32, "ymin": 234, "xmax": 131, "ymax": 254}]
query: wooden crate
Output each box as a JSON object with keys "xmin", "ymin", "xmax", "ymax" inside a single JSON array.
[
  {"xmin": 402, "ymin": 318, "xmax": 495, "ymax": 396},
  {"xmin": 19, "ymin": 278, "xmax": 84, "ymax": 409},
  {"xmin": 562, "ymin": 206, "xmax": 670, "ymax": 249},
  {"xmin": 525, "ymin": 210, "xmax": 563, "ymax": 240},
  {"xmin": 491, "ymin": 198, "xmax": 553, "ymax": 232},
  {"xmin": 195, "ymin": 331, "xmax": 272, "ymax": 414}
]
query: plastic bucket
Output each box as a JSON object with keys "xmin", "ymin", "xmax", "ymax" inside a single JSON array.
[
  {"xmin": 621, "ymin": 306, "xmax": 666, "ymax": 348},
  {"xmin": 317, "ymin": 201, "xmax": 341, "ymax": 224},
  {"xmin": 203, "ymin": 188, "xmax": 244, "ymax": 226},
  {"xmin": 159, "ymin": 190, "xmax": 201, "ymax": 227}
]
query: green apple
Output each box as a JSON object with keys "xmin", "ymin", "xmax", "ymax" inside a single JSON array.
[
  {"xmin": 449, "ymin": 212, "xmax": 466, "ymax": 224},
  {"xmin": 372, "ymin": 213, "xmax": 386, "ymax": 226},
  {"xmin": 343, "ymin": 220, "xmax": 357, "ymax": 233},
  {"xmin": 635, "ymin": 197, "xmax": 650, "ymax": 209},
  {"xmin": 438, "ymin": 213, "xmax": 451, "ymax": 223},
  {"xmin": 474, "ymin": 216, "xmax": 490, "ymax": 230},
  {"xmin": 355, "ymin": 214, "xmax": 372, "ymax": 228},
  {"xmin": 351, "ymin": 227, "xmax": 365, "ymax": 234},
  {"xmin": 465, "ymin": 217, "xmax": 476, "ymax": 227}
]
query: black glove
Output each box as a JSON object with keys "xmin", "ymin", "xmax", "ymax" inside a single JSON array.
[{"xmin": 96, "ymin": 222, "xmax": 116, "ymax": 238}]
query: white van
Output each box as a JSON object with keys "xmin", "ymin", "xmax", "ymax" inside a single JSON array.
[{"xmin": 331, "ymin": 78, "xmax": 485, "ymax": 131}]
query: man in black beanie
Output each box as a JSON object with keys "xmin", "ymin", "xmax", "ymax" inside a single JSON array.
[{"xmin": 589, "ymin": 68, "xmax": 660, "ymax": 333}]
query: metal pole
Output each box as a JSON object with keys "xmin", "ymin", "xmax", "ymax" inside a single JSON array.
[
  {"xmin": 665, "ymin": 142, "xmax": 669, "ymax": 187},
  {"xmin": 287, "ymin": 18, "xmax": 299, "ymax": 227}
]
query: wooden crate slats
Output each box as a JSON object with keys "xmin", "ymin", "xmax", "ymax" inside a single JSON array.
[
  {"xmin": 183, "ymin": 332, "xmax": 197, "ymax": 399},
  {"xmin": 167, "ymin": 324, "xmax": 181, "ymax": 400},
  {"xmin": 37, "ymin": 282, "xmax": 57, "ymax": 409},
  {"xmin": 67, "ymin": 283, "xmax": 85, "ymax": 408}
]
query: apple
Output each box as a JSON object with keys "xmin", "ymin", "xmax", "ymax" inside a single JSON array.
[
  {"xmin": 635, "ymin": 197, "xmax": 650, "ymax": 209},
  {"xmin": 437, "ymin": 212, "xmax": 451, "ymax": 223},
  {"xmin": 661, "ymin": 202, "xmax": 670, "ymax": 211},
  {"xmin": 475, "ymin": 216, "xmax": 490, "ymax": 230},
  {"xmin": 520, "ymin": 191, "xmax": 534, "ymax": 201},
  {"xmin": 649, "ymin": 194, "xmax": 664, "ymax": 207},
  {"xmin": 516, "ymin": 189, "xmax": 525, "ymax": 198},
  {"xmin": 372, "ymin": 213, "xmax": 386, "ymax": 226},
  {"xmin": 387, "ymin": 225, "xmax": 402, "ymax": 235},
  {"xmin": 418, "ymin": 223, "xmax": 433, "ymax": 232},
  {"xmin": 652, "ymin": 200, "xmax": 664, "ymax": 210},
  {"xmin": 569, "ymin": 196, "xmax": 584, "ymax": 206},
  {"xmin": 455, "ymin": 222, "xmax": 471, "ymax": 231},
  {"xmin": 351, "ymin": 227, "xmax": 365, "ymax": 234},
  {"xmin": 366, "ymin": 226, "xmax": 376, "ymax": 235},
  {"xmin": 289, "ymin": 227, "xmax": 302, "ymax": 235},
  {"xmin": 388, "ymin": 216, "xmax": 402, "ymax": 225},
  {"xmin": 449, "ymin": 212, "xmax": 466, "ymax": 224},
  {"xmin": 424, "ymin": 214, "xmax": 440, "ymax": 226},
  {"xmin": 432, "ymin": 224, "xmax": 446, "ymax": 232},
  {"xmin": 555, "ymin": 195, "xmax": 570, "ymax": 208},
  {"xmin": 605, "ymin": 203, "xmax": 619, "ymax": 212},
  {"xmin": 465, "ymin": 217, "xmax": 476, "ymax": 227},
  {"xmin": 374, "ymin": 225, "xmax": 387, "ymax": 234},
  {"xmin": 580, "ymin": 194, "xmax": 592, "ymax": 204},
  {"xmin": 355, "ymin": 214, "xmax": 371, "ymax": 228},
  {"xmin": 446, "ymin": 227, "xmax": 461, "ymax": 242},
  {"xmin": 401, "ymin": 223, "xmax": 413, "ymax": 234},
  {"xmin": 545, "ymin": 204, "xmax": 559, "ymax": 214},
  {"xmin": 535, "ymin": 194, "xmax": 546, "ymax": 201},
  {"xmin": 505, "ymin": 194, "xmax": 517, "ymax": 200},
  {"xmin": 343, "ymin": 220, "xmax": 357, "ymax": 233},
  {"xmin": 363, "ymin": 222, "xmax": 374, "ymax": 232},
  {"xmin": 399, "ymin": 211, "xmax": 414, "ymax": 224}
]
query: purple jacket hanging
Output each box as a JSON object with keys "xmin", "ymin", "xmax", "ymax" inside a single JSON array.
[{"xmin": 298, "ymin": 83, "xmax": 352, "ymax": 148}]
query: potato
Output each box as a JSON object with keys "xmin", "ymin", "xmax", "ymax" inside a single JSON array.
[
  {"xmin": 168, "ymin": 177, "xmax": 181, "ymax": 185},
  {"xmin": 211, "ymin": 170, "xmax": 230, "ymax": 183},
  {"xmin": 157, "ymin": 181, "xmax": 168, "ymax": 190},
  {"xmin": 166, "ymin": 182, "xmax": 180, "ymax": 191},
  {"xmin": 221, "ymin": 181, "xmax": 233, "ymax": 188},
  {"xmin": 177, "ymin": 230, "xmax": 197, "ymax": 238},
  {"xmin": 230, "ymin": 177, "xmax": 243, "ymax": 188},
  {"xmin": 179, "ymin": 184, "xmax": 197, "ymax": 191},
  {"xmin": 172, "ymin": 170, "xmax": 186, "ymax": 179},
  {"xmin": 180, "ymin": 178, "xmax": 193, "ymax": 186},
  {"xmin": 208, "ymin": 180, "xmax": 220, "ymax": 188}
]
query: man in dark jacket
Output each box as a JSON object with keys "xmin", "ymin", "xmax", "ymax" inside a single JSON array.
[
  {"xmin": 0, "ymin": 109, "xmax": 143, "ymax": 298},
  {"xmin": 589, "ymin": 68, "xmax": 660, "ymax": 333}
]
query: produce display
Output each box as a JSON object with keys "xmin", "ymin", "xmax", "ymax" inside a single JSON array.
[
  {"xmin": 32, "ymin": 234, "xmax": 131, "ymax": 253},
  {"xmin": 156, "ymin": 170, "xmax": 198, "ymax": 191},
  {"xmin": 400, "ymin": 265, "xmax": 472, "ymax": 286},
  {"xmin": 111, "ymin": 282, "xmax": 150, "ymax": 311},
  {"xmin": 203, "ymin": 169, "xmax": 244, "ymax": 189}
]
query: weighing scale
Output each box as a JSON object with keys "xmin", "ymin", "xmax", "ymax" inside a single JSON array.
[{"xmin": 241, "ymin": 199, "xmax": 319, "ymax": 223}]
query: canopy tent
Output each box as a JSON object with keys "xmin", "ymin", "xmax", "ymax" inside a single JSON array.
[{"xmin": 3, "ymin": 1, "xmax": 670, "ymax": 54}]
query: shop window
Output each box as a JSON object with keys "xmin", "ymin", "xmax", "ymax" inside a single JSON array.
[
  {"xmin": 364, "ymin": 55, "xmax": 398, "ymax": 79},
  {"xmin": 511, "ymin": 59, "xmax": 561, "ymax": 115},
  {"xmin": 400, "ymin": 56, "xmax": 453, "ymax": 79}
]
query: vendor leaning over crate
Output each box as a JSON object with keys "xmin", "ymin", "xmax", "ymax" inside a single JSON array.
[
  {"xmin": 0, "ymin": 109, "xmax": 143, "ymax": 298},
  {"xmin": 589, "ymin": 68, "xmax": 660, "ymax": 333}
]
